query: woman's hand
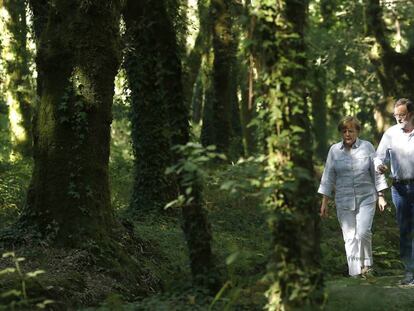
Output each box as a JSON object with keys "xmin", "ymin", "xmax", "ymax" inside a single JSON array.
[
  {"xmin": 320, "ymin": 195, "xmax": 329, "ymax": 218},
  {"xmin": 378, "ymin": 196, "xmax": 387, "ymax": 212}
]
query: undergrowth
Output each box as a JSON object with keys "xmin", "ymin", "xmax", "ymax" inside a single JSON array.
[{"xmin": 0, "ymin": 156, "xmax": 410, "ymax": 310}]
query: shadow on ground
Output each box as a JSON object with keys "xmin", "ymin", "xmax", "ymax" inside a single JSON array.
[{"xmin": 325, "ymin": 275, "xmax": 414, "ymax": 311}]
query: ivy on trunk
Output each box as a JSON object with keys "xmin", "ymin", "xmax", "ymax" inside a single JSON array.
[{"xmin": 21, "ymin": 0, "xmax": 122, "ymax": 247}]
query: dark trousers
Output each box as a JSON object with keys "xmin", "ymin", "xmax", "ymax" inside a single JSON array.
[{"xmin": 392, "ymin": 183, "xmax": 414, "ymax": 272}]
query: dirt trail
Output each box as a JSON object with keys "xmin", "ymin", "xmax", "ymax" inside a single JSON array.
[{"xmin": 324, "ymin": 276, "xmax": 414, "ymax": 311}]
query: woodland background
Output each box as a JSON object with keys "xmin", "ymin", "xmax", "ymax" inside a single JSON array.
[{"xmin": 0, "ymin": 0, "xmax": 414, "ymax": 310}]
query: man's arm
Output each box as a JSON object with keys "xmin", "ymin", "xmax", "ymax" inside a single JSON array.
[{"xmin": 374, "ymin": 132, "xmax": 391, "ymax": 174}]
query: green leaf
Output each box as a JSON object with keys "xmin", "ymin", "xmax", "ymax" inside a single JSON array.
[
  {"xmin": 26, "ymin": 270, "xmax": 46, "ymax": 278},
  {"xmin": 1, "ymin": 289, "xmax": 21, "ymax": 298},
  {"xmin": 0, "ymin": 267, "xmax": 16, "ymax": 275},
  {"xmin": 2, "ymin": 252, "xmax": 15, "ymax": 258},
  {"xmin": 226, "ymin": 251, "xmax": 240, "ymax": 265}
]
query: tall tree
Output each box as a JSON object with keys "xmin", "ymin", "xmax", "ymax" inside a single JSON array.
[
  {"xmin": 20, "ymin": 0, "xmax": 122, "ymax": 247},
  {"xmin": 1, "ymin": 0, "xmax": 33, "ymax": 158},
  {"xmin": 256, "ymin": 0, "xmax": 324, "ymax": 309},
  {"xmin": 123, "ymin": 0, "xmax": 217, "ymax": 287}
]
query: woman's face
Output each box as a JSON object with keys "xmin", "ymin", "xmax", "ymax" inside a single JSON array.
[{"xmin": 341, "ymin": 122, "xmax": 358, "ymax": 148}]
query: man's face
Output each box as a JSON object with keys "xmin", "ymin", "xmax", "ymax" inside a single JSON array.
[{"xmin": 393, "ymin": 104, "xmax": 413, "ymax": 129}]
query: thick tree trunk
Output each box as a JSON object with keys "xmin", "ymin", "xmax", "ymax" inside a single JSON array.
[
  {"xmin": 257, "ymin": 0, "xmax": 324, "ymax": 309},
  {"xmin": 2, "ymin": 0, "xmax": 33, "ymax": 158},
  {"xmin": 21, "ymin": 0, "xmax": 122, "ymax": 247}
]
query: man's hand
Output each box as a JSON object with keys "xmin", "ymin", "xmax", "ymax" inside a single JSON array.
[
  {"xmin": 320, "ymin": 203, "xmax": 329, "ymax": 218},
  {"xmin": 376, "ymin": 164, "xmax": 388, "ymax": 174},
  {"xmin": 378, "ymin": 196, "xmax": 387, "ymax": 212}
]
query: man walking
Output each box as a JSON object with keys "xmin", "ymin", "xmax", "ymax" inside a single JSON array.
[{"xmin": 375, "ymin": 98, "xmax": 414, "ymax": 285}]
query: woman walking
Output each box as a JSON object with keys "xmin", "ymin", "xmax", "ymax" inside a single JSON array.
[{"xmin": 318, "ymin": 116, "xmax": 388, "ymax": 277}]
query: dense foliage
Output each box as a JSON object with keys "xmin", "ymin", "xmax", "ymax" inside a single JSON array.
[{"xmin": 1, "ymin": 0, "xmax": 414, "ymax": 310}]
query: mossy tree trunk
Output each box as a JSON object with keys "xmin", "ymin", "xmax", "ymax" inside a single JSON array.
[
  {"xmin": 21, "ymin": 0, "xmax": 122, "ymax": 247},
  {"xmin": 123, "ymin": 0, "xmax": 216, "ymax": 286},
  {"xmin": 2, "ymin": 0, "xmax": 33, "ymax": 158},
  {"xmin": 365, "ymin": 0, "xmax": 414, "ymax": 133},
  {"xmin": 256, "ymin": 0, "xmax": 324, "ymax": 309},
  {"xmin": 123, "ymin": 0, "xmax": 179, "ymax": 214}
]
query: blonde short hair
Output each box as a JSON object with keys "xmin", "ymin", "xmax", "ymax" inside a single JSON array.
[{"xmin": 337, "ymin": 116, "xmax": 361, "ymax": 132}]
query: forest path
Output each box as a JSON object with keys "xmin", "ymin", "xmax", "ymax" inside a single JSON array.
[{"xmin": 324, "ymin": 275, "xmax": 414, "ymax": 311}]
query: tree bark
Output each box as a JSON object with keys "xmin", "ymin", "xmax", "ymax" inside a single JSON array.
[{"xmin": 21, "ymin": 0, "xmax": 122, "ymax": 247}]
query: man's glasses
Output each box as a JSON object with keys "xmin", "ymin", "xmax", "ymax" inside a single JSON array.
[{"xmin": 393, "ymin": 113, "xmax": 408, "ymax": 119}]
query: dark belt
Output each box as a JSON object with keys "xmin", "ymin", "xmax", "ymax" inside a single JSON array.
[{"xmin": 392, "ymin": 178, "xmax": 414, "ymax": 185}]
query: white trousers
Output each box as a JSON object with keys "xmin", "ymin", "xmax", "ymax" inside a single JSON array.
[{"xmin": 336, "ymin": 202, "xmax": 376, "ymax": 276}]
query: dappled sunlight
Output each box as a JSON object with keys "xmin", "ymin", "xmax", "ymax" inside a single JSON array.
[{"xmin": 7, "ymin": 92, "xmax": 27, "ymax": 154}]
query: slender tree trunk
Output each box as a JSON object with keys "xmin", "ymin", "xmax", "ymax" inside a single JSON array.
[
  {"xmin": 191, "ymin": 72, "xmax": 204, "ymax": 123},
  {"xmin": 200, "ymin": 53, "xmax": 216, "ymax": 146},
  {"xmin": 210, "ymin": 0, "xmax": 234, "ymax": 155},
  {"xmin": 184, "ymin": 0, "xmax": 211, "ymax": 121},
  {"xmin": 21, "ymin": 0, "xmax": 122, "ymax": 247},
  {"xmin": 239, "ymin": 1, "xmax": 257, "ymax": 156},
  {"xmin": 311, "ymin": 66, "xmax": 328, "ymax": 160},
  {"xmin": 2, "ymin": 0, "xmax": 33, "ymax": 158},
  {"xmin": 240, "ymin": 65, "xmax": 256, "ymax": 156},
  {"xmin": 256, "ymin": 0, "xmax": 324, "ymax": 309}
]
